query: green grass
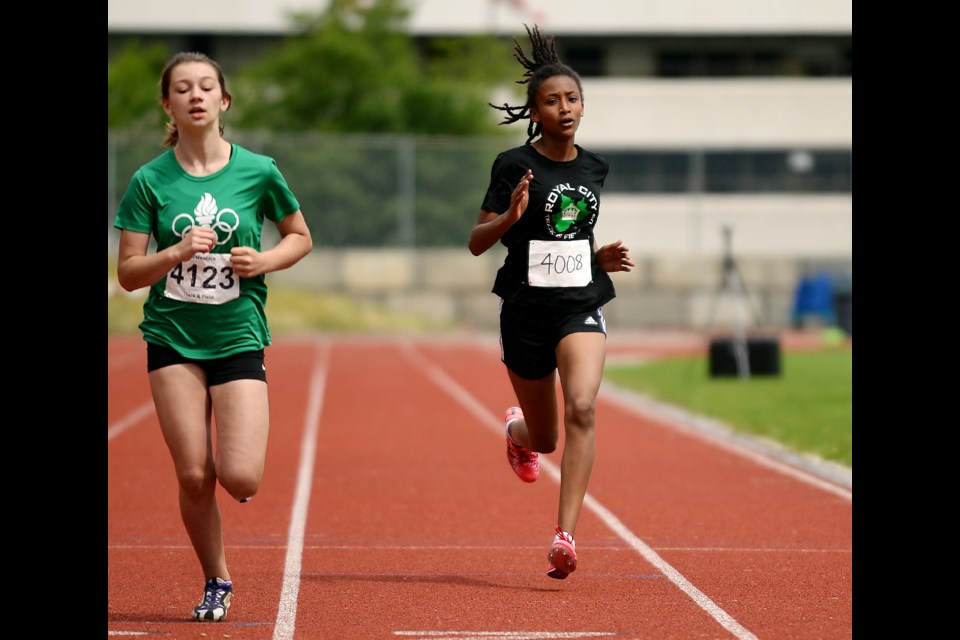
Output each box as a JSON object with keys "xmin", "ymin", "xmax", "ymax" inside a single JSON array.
[
  {"xmin": 107, "ymin": 283, "xmax": 458, "ymax": 335},
  {"xmin": 108, "ymin": 256, "xmax": 460, "ymax": 335},
  {"xmin": 603, "ymin": 347, "xmax": 852, "ymax": 468},
  {"xmin": 108, "ymin": 258, "xmax": 460, "ymax": 335}
]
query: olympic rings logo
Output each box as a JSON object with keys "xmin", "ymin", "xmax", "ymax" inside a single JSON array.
[{"xmin": 172, "ymin": 192, "xmax": 240, "ymax": 245}]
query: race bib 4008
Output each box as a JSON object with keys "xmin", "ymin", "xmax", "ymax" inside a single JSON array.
[
  {"xmin": 163, "ymin": 253, "xmax": 239, "ymax": 305},
  {"xmin": 527, "ymin": 239, "xmax": 591, "ymax": 287}
]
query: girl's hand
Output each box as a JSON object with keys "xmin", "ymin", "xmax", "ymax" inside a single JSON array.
[
  {"xmin": 230, "ymin": 246, "xmax": 265, "ymax": 278},
  {"xmin": 180, "ymin": 226, "xmax": 217, "ymax": 259},
  {"xmin": 506, "ymin": 169, "xmax": 533, "ymax": 221},
  {"xmin": 597, "ymin": 239, "xmax": 634, "ymax": 273}
]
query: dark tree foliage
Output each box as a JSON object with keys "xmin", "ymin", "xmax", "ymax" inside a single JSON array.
[
  {"xmin": 107, "ymin": 40, "xmax": 171, "ymax": 132},
  {"xmin": 230, "ymin": 0, "xmax": 514, "ymax": 135},
  {"xmin": 107, "ymin": 0, "xmax": 527, "ymax": 247}
]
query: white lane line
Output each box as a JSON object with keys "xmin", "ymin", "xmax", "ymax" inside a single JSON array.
[
  {"xmin": 109, "ymin": 542, "xmax": 850, "ymax": 554},
  {"xmin": 394, "ymin": 633, "xmax": 615, "ymax": 639},
  {"xmin": 273, "ymin": 341, "xmax": 330, "ymax": 640},
  {"xmin": 107, "ymin": 402, "xmax": 154, "ymax": 441},
  {"xmin": 402, "ymin": 341, "xmax": 760, "ymax": 640}
]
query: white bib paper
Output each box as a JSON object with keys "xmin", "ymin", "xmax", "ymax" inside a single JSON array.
[
  {"xmin": 163, "ymin": 253, "xmax": 240, "ymax": 305},
  {"xmin": 527, "ymin": 239, "xmax": 592, "ymax": 287}
]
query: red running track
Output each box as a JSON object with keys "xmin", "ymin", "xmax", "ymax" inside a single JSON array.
[{"xmin": 107, "ymin": 333, "xmax": 852, "ymax": 640}]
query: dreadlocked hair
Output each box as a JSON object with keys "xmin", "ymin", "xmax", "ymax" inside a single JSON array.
[{"xmin": 489, "ymin": 24, "xmax": 585, "ymax": 144}]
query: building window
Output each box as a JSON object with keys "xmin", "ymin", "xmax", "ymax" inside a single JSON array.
[
  {"xmin": 562, "ymin": 46, "xmax": 605, "ymax": 77},
  {"xmin": 600, "ymin": 149, "xmax": 851, "ymax": 194}
]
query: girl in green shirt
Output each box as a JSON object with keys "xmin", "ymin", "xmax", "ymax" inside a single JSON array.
[{"xmin": 113, "ymin": 52, "xmax": 313, "ymax": 622}]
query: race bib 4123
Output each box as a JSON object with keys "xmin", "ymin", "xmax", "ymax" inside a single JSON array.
[{"xmin": 163, "ymin": 253, "xmax": 239, "ymax": 305}]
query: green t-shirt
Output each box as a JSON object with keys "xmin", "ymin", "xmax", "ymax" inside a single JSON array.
[{"xmin": 113, "ymin": 144, "xmax": 301, "ymax": 359}]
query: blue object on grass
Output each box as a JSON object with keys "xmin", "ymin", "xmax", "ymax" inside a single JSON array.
[{"xmin": 791, "ymin": 272, "xmax": 836, "ymax": 327}]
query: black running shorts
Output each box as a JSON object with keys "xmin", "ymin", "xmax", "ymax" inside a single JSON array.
[
  {"xmin": 146, "ymin": 342, "xmax": 267, "ymax": 385},
  {"xmin": 498, "ymin": 299, "xmax": 607, "ymax": 380}
]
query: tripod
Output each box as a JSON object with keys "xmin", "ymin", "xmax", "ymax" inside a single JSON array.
[{"xmin": 705, "ymin": 226, "xmax": 764, "ymax": 378}]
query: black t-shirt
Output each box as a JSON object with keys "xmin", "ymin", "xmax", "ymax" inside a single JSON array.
[{"xmin": 480, "ymin": 143, "xmax": 616, "ymax": 312}]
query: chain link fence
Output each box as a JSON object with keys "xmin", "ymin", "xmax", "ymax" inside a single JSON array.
[
  {"xmin": 108, "ymin": 131, "xmax": 514, "ymax": 251},
  {"xmin": 108, "ymin": 131, "xmax": 851, "ymax": 251}
]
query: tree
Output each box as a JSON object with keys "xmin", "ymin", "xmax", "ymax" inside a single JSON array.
[
  {"xmin": 106, "ymin": 0, "xmax": 527, "ymax": 248},
  {"xmin": 107, "ymin": 40, "xmax": 171, "ymax": 131},
  {"xmin": 230, "ymin": 0, "xmax": 517, "ymax": 135}
]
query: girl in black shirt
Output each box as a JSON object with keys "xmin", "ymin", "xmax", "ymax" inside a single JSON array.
[{"xmin": 468, "ymin": 25, "xmax": 635, "ymax": 579}]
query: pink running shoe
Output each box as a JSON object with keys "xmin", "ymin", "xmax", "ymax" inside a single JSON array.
[
  {"xmin": 505, "ymin": 407, "xmax": 539, "ymax": 483},
  {"xmin": 546, "ymin": 525, "xmax": 577, "ymax": 579}
]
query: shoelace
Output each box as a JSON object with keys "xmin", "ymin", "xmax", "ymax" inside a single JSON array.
[
  {"xmin": 201, "ymin": 583, "xmax": 229, "ymax": 609},
  {"xmin": 554, "ymin": 525, "xmax": 574, "ymax": 546}
]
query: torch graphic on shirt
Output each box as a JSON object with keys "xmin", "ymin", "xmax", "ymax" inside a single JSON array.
[
  {"xmin": 171, "ymin": 192, "xmax": 239, "ymax": 246},
  {"xmin": 194, "ymin": 192, "xmax": 217, "ymax": 227}
]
